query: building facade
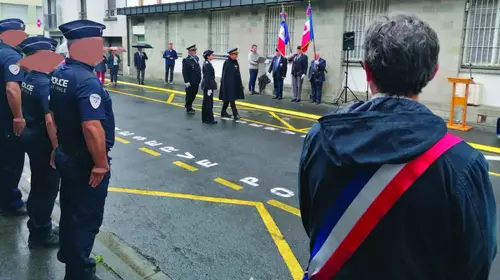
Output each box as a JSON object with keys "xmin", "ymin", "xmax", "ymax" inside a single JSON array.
[
  {"xmin": 0, "ymin": 0, "xmax": 44, "ymax": 36},
  {"xmin": 117, "ymin": 0, "xmax": 499, "ymax": 128}
]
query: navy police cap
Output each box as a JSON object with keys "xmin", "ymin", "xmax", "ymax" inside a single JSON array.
[
  {"xmin": 186, "ymin": 44, "xmax": 197, "ymax": 51},
  {"xmin": 202, "ymin": 50, "xmax": 214, "ymax": 58},
  {"xmin": 58, "ymin": 20, "xmax": 106, "ymax": 40},
  {"xmin": 19, "ymin": 36, "xmax": 58, "ymax": 54},
  {"xmin": 0, "ymin": 18, "xmax": 25, "ymax": 33},
  {"xmin": 228, "ymin": 48, "xmax": 238, "ymax": 54}
]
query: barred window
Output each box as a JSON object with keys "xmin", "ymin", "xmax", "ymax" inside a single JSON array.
[
  {"xmin": 209, "ymin": 10, "xmax": 230, "ymax": 54},
  {"xmin": 167, "ymin": 14, "xmax": 183, "ymax": 51},
  {"xmin": 462, "ymin": 0, "xmax": 500, "ymax": 67},
  {"xmin": 344, "ymin": 0, "xmax": 388, "ymax": 61},
  {"xmin": 265, "ymin": 5, "xmax": 296, "ymax": 57}
]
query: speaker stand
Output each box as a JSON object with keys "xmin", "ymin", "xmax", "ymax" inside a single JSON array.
[{"xmin": 334, "ymin": 51, "xmax": 360, "ymax": 106}]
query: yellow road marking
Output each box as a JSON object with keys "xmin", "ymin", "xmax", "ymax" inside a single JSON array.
[
  {"xmin": 298, "ymin": 127, "xmax": 312, "ymax": 132},
  {"xmin": 166, "ymin": 93, "xmax": 175, "ymax": 103},
  {"xmin": 139, "ymin": 147, "xmax": 161, "ymax": 156},
  {"xmin": 267, "ymin": 200, "xmax": 301, "ymax": 217},
  {"xmin": 115, "ymin": 136, "xmax": 130, "ymax": 144},
  {"xmin": 214, "ymin": 178, "xmax": 244, "ymax": 191},
  {"xmin": 255, "ymin": 203, "xmax": 304, "ymax": 280},
  {"xmin": 172, "ymin": 161, "xmax": 198, "ymax": 172},
  {"xmin": 269, "ymin": 112, "xmax": 296, "ymax": 130},
  {"xmin": 107, "ymin": 186, "xmax": 303, "ymax": 279},
  {"xmin": 469, "ymin": 142, "xmax": 500, "ymax": 154},
  {"xmin": 489, "ymin": 171, "xmax": 500, "ymax": 177},
  {"xmin": 110, "ymin": 80, "xmax": 322, "ymax": 120}
]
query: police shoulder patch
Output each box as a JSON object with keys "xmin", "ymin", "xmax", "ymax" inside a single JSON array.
[
  {"xmin": 8, "ymin": 64, "xmax": 20, "ymax": 75},
  {"xmin": 89, "ymin": 93, "xmax": 102, "ymax": 109}
]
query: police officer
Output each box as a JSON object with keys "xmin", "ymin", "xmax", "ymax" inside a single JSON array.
[
  {"xmin": 49, "ymin": 20, "xmax": 115, "ymax": 280},
  {"xmin": 182, "ymin": 44, "xmax": 201, "ymax": 114},
  {"xmin": 18, "ymin": 36, "xmax": 61, "ymax": 248},
  {"xmin": 0, "ymin": 18, "xmax": 28, "ymax": 216}
]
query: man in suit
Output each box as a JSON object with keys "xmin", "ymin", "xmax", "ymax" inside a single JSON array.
[
  {"xmin": 308, "ymin": 52, "xmax": 326, "ymax": 104},
  {"xmin": 182, "ymin": 44, "xmax": 202, "ymax": 115},
  {"xmin": 163, "ymin": 43, "xmax": 178, "ymax": 84},
  {"xmin": 268, "ymin": 48, "xmax": 287, "ymax": 100},
  {"xmin": 134, "ymin": 47, "xmax": 148, "ymax": 85},
  {"xmin": 289, "ymin": 46, "xmax": 308, "ymax": 102}
]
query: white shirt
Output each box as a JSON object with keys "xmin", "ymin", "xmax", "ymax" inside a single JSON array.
[{"xmin": 113, "ymin": 55, "xmax": 118, "ymax": 66}]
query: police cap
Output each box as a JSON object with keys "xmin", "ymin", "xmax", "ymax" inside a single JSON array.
[
  {"xmin": 186, "ymin": 44, "xmax": 197, "ymax": 51},
  {"xmin": 19, "ymin": 36, "xmax": 58, "ymax": 55},
  {"xmin": 58, "ymin": 20, "xmax": 106, "ymax": 40},
  {"xmin": 203, "ymin": 50, "xmax": 214, "ymax": 58},
  {"xmin": 0, "ymin": 18, "xmax": 25, "ymax": 33},
  {"xmin": 228, "ymin": 48, "xmax": 238, "ymax": 55}
]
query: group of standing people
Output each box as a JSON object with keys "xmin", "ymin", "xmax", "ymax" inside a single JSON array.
[
  {"xmin": 94, "ymin": 50, "xmax": 121, "ymax": 86},
  {"xmin": 0, "ymin": 18, "xmax": 115, "ymax": 280}
]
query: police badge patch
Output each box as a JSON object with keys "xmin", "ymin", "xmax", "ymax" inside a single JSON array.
[
  {"xmin": 8, "ymin": 64, "xmax": 20, "ymax": 75},
  {"xmin": 89, "ymin": 94, "xmax": 102, "ymax": 109}
]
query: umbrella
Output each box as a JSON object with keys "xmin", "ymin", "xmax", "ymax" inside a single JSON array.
[
  {"xmin": 132, "ymin": 42, "xmax": 153, "ymax": 49},
  {"xmin": 258, "ymin": 73, "xmax": 271, "ymax": 94},
  {"xmin": 104, "ymin": 46, "xmax": 126, "ymax": 52}
]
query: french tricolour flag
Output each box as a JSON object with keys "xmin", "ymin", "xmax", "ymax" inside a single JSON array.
[
  {"xmin": 301, "ymin": 4, "xmax": 314, "ymax": 53},
  {"xmin": 277, "ymin": 8, "xmax": 290, "ymax": 56}
]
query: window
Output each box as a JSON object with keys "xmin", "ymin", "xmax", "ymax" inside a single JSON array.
[
  {"xmin": 344, "ymin": 0, "xmax": 388, "ymax": 61},
  {"xmin": 209, "ymin": 10, "xmax": 230, "ymax": 54},
  {"xmin": 136, "ymin": 35, "xmax": 145, "ymax": 42},
  {"xmin": 265, "ymin": 5, "xmax": 296, "ymax": 57},
  {"xmin": 36, "ymin": 6, "xmax": 43, "ymax": 22},
  {"xmin": 167, "ymin": 14, "xmax": 183, "ymax": 51},
  {"xmin": 462, "ymin": 0, "xmax": 500, "ymax": 67},
  {"xmin": 1, "ymin": 4, "xmax": 28, "ymax": 22}
]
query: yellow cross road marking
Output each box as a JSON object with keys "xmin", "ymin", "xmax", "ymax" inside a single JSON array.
[
  {"xmin": 172, "ymin": 161, "xmax": 198, "ymax": 172},
  {"xmin": 166, "ymin": 93, "xmax": 175, "ymax": 103},
  {"xmin": 267, "ymin": 200, "xmax": 301, "ymax": 217},
  {"xmin": 139, "ymin": 147, "xmax": 161, "ymax": 156},
  {"xmin": 107, "ymin": 186, "xmax": 303, "ymax": 280},
  {"xmin": 214, "ymin": 178, "xmax": 244, "ymax": 191},
  {"xmin": 489, "ymin": 171, "xmax": 500, "ymax": 177},
  {"xmin": 115, "ymin": 137, "xmax": 130, "ymax": 144},
  {"xmin": 469, "ymin": 143, "xmax": 500, "ymax": 154},
  {"xmin": 269, "ymin": 112, "xmax": 296, "ymax": 130}
]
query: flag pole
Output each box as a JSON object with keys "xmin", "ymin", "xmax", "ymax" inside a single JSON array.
[
  {"xmin": 282, "ymin": 4, "xmax": 293, "ymax": 56},
  {"xmin": 310, "ymin": 0, "xmax": 316, "ymax": 58}
]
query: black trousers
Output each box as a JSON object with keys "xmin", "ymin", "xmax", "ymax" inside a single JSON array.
[
  {"xmin": 21, "ymin": 127, "xmax": 60, "ymax": 238},
  {"xmin": 136, "ymin": 68, "xmax": 145, "ymax": 84},
  {"xmin": 0, "ymin": 131, "xmax": 24, "ymax": 211},
  {"xmin": 221, "ymin": 101, "xmax": 238, "ymax": 116},
  {"xmin": 109, "ymin": 66, "xmax": 119, "ymax": 83},
  {"xmin": 165, "ymin": 64, "xmax": 174, "ymax": 83},
  {"xmin": 202, "ymin": 90, "xmax": 215, "ymax": 122},
  {"xmin": 185, "ymin": 84, "xmax": 199, "ymax": 111}
]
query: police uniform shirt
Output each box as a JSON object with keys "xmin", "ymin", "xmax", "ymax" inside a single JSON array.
[
  {"xmin": 0, "ymin": 42, "xmax": 25, "ymax": 131},
  {"xmin": 21, "ymin": 71, "xmax": 50, "ymax": 127},
  {"xmin": 49, "ymin": 58, "xmax": 115, "ymax": 154}
]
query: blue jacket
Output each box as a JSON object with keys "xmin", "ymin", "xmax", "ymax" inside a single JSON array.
[
  {"xmin": 107, "ymin": 54, "xmax": 121, "ymax": 69},
  {"xmin": 134, "ymin": 51, "xmax": 148, "ymax": 70},
  {"xmin": 163, "ymin": 49, "xmax": 178, "ymax": 65},
  {"xmin": 308, "ymin": 58, "xmax": 326, "ymax": 82},
  {"xmin": 299, "ymin": 96, "xmax": 497, "ymax": 279}
]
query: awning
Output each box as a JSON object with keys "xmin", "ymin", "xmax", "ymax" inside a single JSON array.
[{"xmin": 117, "ymin": 0, "xmax": 304, "ymax": 16}]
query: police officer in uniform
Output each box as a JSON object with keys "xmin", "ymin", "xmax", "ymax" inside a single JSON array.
[
  {"xmin": 182, "ymin": 44, "xmax": 201, "ymax": 115},
  {"xmin": 49, "ymin": 20, "xmax": 115, "ymax": 279},
  {"xmin": 0, "ymin": 18, "xmax": 28, "ymax": 216},
  {"xmin": 18, "ymin": 36, "xmax": 61, "ymax": 248}
]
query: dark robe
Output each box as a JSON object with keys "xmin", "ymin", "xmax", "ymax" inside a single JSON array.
[{"xmin": 219, "ymin": 58, "xmax": 245, "ymax": 102}]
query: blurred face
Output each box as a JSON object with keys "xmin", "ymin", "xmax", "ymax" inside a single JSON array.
[
  {"xmin": 208, "ymin": 54, "xmax": 214, "ymax": 61},
  {"xmin": 0, "ymin": 30, "xmax": 27, "ymax": 48},
  {"xmin": 230, "ymin": 53, "xmax": 238, "ymax": 60},
  {"xmin": 296, "ymin": 48, "xmax": 302, "ymax": 54},
  {"xmin": 168, "ymin": 43, "xmax": 173, "ymax": 49},
  {"xmin": 314, "ymin": 52, "xmax": 320, "ymax": 60},
  {"xmin": 189, "ymin": 49, "xmax": 197, "ymax": 55},
  {"xmin": 138, "ymin": 47, "xmax": 143, "ymax": 52},
  {"xmin": 69, "ymin": 37, "xmax": 104, "ymax": 66},
  {"xmin": 251, "ymin": 45, "xmax": 257, "ymax": 52},
  {"xmin": 275, "ymin": 50, "xmax": 280, "ymax": 56}
]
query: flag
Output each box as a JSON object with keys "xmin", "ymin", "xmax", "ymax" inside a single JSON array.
[
  {"xmin": 301, "ymin": 3, "xmax": 315, "ymax": 53},
  {"xmin": 277, "ymin": 8, "xmax": 290, "ymax": 56}
]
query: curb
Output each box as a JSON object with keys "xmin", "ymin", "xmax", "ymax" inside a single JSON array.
[{"xmin": 19, "ymin": 169, "xmax": 172, "ymax": 280}]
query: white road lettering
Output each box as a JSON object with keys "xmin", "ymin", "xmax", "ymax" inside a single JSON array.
[
  {"xmin": 240, "ymin": 177, "xmax": 259, "ymax": 187},
  {"xmin": 270, "ymin": 187, "xmax": 294, "ymax": 198},
  {"xmin": 176, "ymin": 152, "xmax": 195, "ymax": 159},
  {"xmin": 280, "ymin": 130, "xmax": 295, "ymax": 135},
  {"xmin": 160, "ymin": 146, "xmax": 180, "ymax": 153},
  {"xmin": 118, "ymin": 131, "xmax": 135, "ymax": 136},
  {"xmin": 235, "ymin": 120, "xmax": 247, "ymax": 124},
  {"xmin": 145, "ymin": 140, "xmax": 163, "ymax": 147},
  {"xmin": 249, "ymin": 123, "xmax": 263, "ymax": 128},
  {"xmin": 133, "ymin": 136, "xmax": 147, "ymax": 141},
  {"xmin": 300, "ymin": 135, "xmax": 306, "ymax": 138},
  {"xmin": 264, "ymin": 127, "xmax": 279, "ymax": 131},
  {"xmin": 196, "ymin": 159, "xmax": 219, "ymax": 168},
  {"xmin": 115, "ymin": 127, "xmax": 121, "ymax": 131}
]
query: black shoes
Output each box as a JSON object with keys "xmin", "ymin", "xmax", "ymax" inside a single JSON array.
[
  {"xmin": 272, "ymin": 96, "xmax": 279, "ymax": 99},
  {"xmin": 233, "ymin": 115, "xmax": 241, "ymax": 121},
  {"xmin": 0, "ymin": 204, "xmax": 28, "ymax": 217},
  {"xmin": 186, "ymin": 109, "xmax": 195, "ymax": 115},
  {"xmin": 203, "ymin": 120, "xmax": 218, "ymax": 124},
  {"xmin": 221, "ymin": 112, "xmax": 232, "ymax": 118}
]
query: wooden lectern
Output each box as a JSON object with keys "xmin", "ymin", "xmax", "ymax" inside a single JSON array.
[{"xmin": 447, "ymin": 77, "xmax": 474, "ymax": 131}]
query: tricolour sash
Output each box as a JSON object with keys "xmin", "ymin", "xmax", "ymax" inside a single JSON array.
[{"xmin": 305, "ymin": 133, "xmax": 462, "ymax": 279}]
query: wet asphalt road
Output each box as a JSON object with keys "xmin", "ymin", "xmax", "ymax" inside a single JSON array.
[{"xmin": 96, "ymin": 81, "xmax": 500, "ymax": 280}]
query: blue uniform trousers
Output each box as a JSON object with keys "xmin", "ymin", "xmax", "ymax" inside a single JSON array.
[
  {"xmin": 54, "ymin": 148, "xmax": 110, "ymax": 278},
  {"xmin": 273, "ymin": 77, "xmax": 284, "ymax": 98},
  {"xmin": 310, "ymin": 80, "xmax": 323, "ymax": 103},
  {"xmin": 0, "ymin": 131, "xmax": 25, "ymax": 211},
  {"xmin": 21, "ymin": 125, "xmax": 60, "ymax": 238}
]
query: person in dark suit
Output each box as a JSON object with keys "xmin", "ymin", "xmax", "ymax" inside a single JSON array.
[
  {"xmin": 308, "ymin": 52, "xmax": 327, "ymax": 104},
  {"xmin": 201, "ymin": 50, "xmax": 217, "ymax": 124},
  {"xmin": 288, "ymin": 46, "xmax": 308, "ymax": 102},
  {"xmin": 133, "ymin": 47, "xmax": 148, "ymax": 85},
  {"xmin": 107, "ymin": 50, "xmax": 121, "ymax": 87},
  {"xmin": 182, "ymin": 44, "xmax": 202, "ymax": 115},
  {"xmin": 268, "ymin": 48, "xmax": 287, "ymax": 100},
  {"xmin": 219, "ymin": 48, "xmax": 244, "ymax": 120}
]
